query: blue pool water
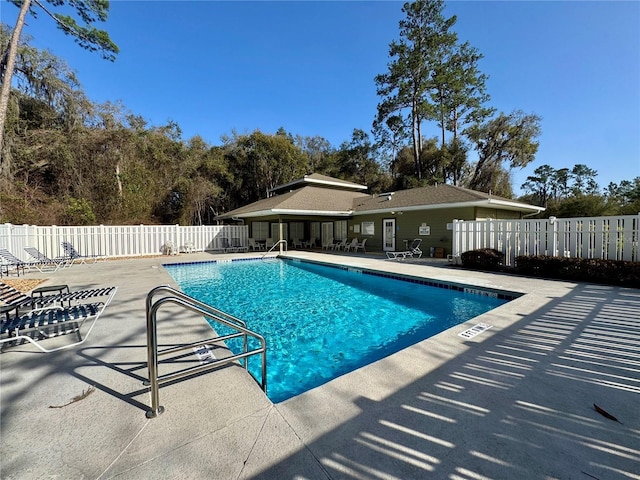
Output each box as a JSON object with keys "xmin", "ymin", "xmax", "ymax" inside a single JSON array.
[{"xmin": 165, "ymin": 259, "xmax": 509, "ymax": 402}]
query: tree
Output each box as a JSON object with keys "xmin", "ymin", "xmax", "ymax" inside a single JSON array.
[
  {"xmin": 466, "ymin": 110, "xmax": 541, "ymax": 193},
  {"xmin": 223, "ymin": 130, "xmax": 308, "ymax": 206},
  {"xmin": 374, "ymin": 0, "xmax": 492, "ymax": 185},
  {"xmin": 374, "ymin": 0, "xmax": 457, "ymax": 179},
  {"xmin": 521, "ymin": 164, "xmax": 556, "ymax": 207},
  {"xmin": 335, "ymin": 128, "xmax": 390, "ymax": 191},
  {"xmin": 0, "ymin": 0, "xmax": 119, "ymax": 183},
  {"xmin": 570, "ymin": 163, "xmax": 599, "ymax": 196},
  {"xmin": 294, "ymin": 134, "xmax": 334, "ymax": 173}
]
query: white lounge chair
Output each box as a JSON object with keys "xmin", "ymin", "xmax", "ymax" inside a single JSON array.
[
  {"xmin": 0, "ymin": 286, "xmax": 117, "ymax": 353},
  {"xmin": 386, "ymin": 238, "xmax": 422, "ymax": 260}
]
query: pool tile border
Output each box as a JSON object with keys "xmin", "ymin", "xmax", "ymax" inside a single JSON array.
[{"xmin": 163, "ymin": 256, "xmax": 521, "ymax": 301}]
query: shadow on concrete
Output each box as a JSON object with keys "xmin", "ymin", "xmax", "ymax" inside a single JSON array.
[{"xmin": 251, "ymin": 283, "xmax": 640, "ymax": 479}]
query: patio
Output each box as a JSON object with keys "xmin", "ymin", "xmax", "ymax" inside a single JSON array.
[{"xmin": 1, "ymin": 251, "xmax": 638, "ymax": 479}]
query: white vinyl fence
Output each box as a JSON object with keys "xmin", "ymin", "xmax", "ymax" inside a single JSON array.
[
  {"xmin": 0, "ymin": 223, "xmax": 248, "ymax": 261},
  {"xmin": 452, "ymin": 214, "xmax": 640, "ymax": 267}
]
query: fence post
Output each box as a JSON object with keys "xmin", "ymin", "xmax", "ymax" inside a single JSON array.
[{"xmin": 549, "ymin": 217, "xmax": 558, "ymax": 257}]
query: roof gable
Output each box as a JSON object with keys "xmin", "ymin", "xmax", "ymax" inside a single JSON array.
[{"xmin": 268, "ymin": 174, "xmax": 367, "ymax": 194}]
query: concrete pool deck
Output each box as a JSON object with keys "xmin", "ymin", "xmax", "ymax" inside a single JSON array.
[{"xmin": 0, "ymin": 251, "xmax": 638, "ymax": 479}]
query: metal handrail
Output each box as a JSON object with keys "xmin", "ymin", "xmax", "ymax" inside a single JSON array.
[
  {"xmin": 261, "ymin": 239, "xmax": 287, "ymax": 259},
  {"xmin": 145, "ymin": 285, "xmax": 267, "ymax": 418}
]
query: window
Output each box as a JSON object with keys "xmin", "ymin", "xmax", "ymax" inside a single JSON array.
[
  {"xmin": 289, "ymin": 222, "xmax": 304, "ymax": 241},
  {"xmin": 361, "ymin": 221, "xmax": 375, "ymax": 235},
  {"xmin": 252, "ymin": 221, "xmax": 269, "ymax": 241},
  {"xmin": 334, "ymin": 220, "xmax": 348, "ymax": 240}
]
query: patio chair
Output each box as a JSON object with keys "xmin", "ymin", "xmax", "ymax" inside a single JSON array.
[
  {"xmin": 354, "ymin": 238, "xmax": 367, "ymax": 253},
  {"xmin": 61, "ymin": 241, "xmax": 105, "ymax": 264},
  {"xmin": 248, "ymin": 238, "xmax": 265, "ymax": 251},
  {"xmin": 386, "ymin": 238, "xmax": 422, "ymax": 260},
  {"xmin": 24, "ymin": 247, "xmax": 71, "ymax": 271},
  {"xmin": 292, "ymin": 238, "xmax": 303, "ymax": 249},
  {"xmin": 265, "ymin": 238, "xmax": 275, "ymax": 250},
  {"xmin": 322, "ymin": 237, "xmax": 335, "ymax": 250},
  {"xmin": 303, "ymin": 237, "xmax": 317, "ymax": 248},
  {"xmin": 332, "ymin": 238, "xmax": 348, "ymax": 250},
  {"xmin": 0, "ymin": 286, "xmax": 117, "ymax": 353},
  {"xmin": 343, "ymin": 238, "xmax": 359, "ymax": 252}
]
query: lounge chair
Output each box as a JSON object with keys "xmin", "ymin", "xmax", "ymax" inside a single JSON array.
[
  {"xmin": 231, "ymin": 237, "xmax": 248, "ymax": 252},
  {"xmin": 24, "ymin": 247, "xmax": 71, "ymax": 271},
  {"xmin": 354, "ymin": 238, "xmax": 367, "ymax": 253},
  {"xmin": 0, "ymin": 281, "xmax": 116, "ymax": 315},
  {"xmin": 220, "ymin": 238, "xmax": 237, "ymax": 253},
  {"xmin": 386, "ymin": 238, "xmax": 423, "ymax": 260},
  {"xmin": 343, "ymin": 238, "xmax": 359, "ymax": 252},
  {"xmin": 0, "ymin": 248, "xmax": 45, "ymax": 276},
  {"xmin": 0, "ymin": 286, "xmax": 117, "ymax": 353},
  {"xmin": 61, "ymin": 241, "xmax": 105, "ymax": 264}
]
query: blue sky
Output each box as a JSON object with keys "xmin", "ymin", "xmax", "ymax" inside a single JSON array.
[{"xmin": 2, "ymin": 0, "xmax": 639, "ymax": 195}]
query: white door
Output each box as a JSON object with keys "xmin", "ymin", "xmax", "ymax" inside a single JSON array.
[{"xmin": 383, "ymin": 218, "xmax": 396, "ymax": 251}]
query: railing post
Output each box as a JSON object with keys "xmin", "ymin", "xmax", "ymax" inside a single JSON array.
[{"xmin": 145, "ymin": 289, "xmax": 164, "ymax": 418}]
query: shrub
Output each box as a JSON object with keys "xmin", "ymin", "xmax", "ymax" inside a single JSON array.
[
  {"xmin": 514, "ymin": 255, "xmax": 640, "ymax": 288},
  {"xmin": 460, "ymin": 248, "xmax": 505, "ymax": 271},
  {"xmin": 61, "ymin": 198, "xmax": 96, "ymax": 226}
]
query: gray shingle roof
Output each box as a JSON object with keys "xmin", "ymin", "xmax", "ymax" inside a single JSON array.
[
  {"xmin": 352, "ymin": 184, "xmax": 529, "ymax": 212},
  {"xmin": 221, "ymin": 186, "xmax": 368, "ymax": 218},
  {"xmin": 220, "ymin": 182, "xmax": 543, "ymax": 219}
]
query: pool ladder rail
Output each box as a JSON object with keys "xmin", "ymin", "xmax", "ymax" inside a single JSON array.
[
  {"xmin": 145, "ymin": 285, "xmax": 267, "ymax": 418},
  {"xmin": 261, "ymin": 239, "xmax": 287, "ymax": 259}
]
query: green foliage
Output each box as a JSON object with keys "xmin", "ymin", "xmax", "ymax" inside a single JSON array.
[
  {"xmin": 460, "ymin": 248, "xmax": 505, "ymax": 270},
  {"xmin": 466, "ymin": 110, "xmax": 541, "ymax": 193},
  {"xmin": 374, "ymin": 0, "xmax": 491, "ymax": 186},
  {"xmin": 61, "ymin": 197, "xmax": 96, "ymax": 225},
  {"xmin": 521, "ymin": 166, "xmax": 636, "ymax": 216},
  {"xmin": 514, "ymin": 256, "xmax": 640, "ymax": 288}
]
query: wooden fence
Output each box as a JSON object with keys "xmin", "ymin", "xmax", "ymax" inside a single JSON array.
[
  {"xmin": 0, "ymin": 223, "xmax": 248, "ymax": 261},
  {"xmin": 452, "ymin": 214, "xmax": 640, "ymax": 267}
]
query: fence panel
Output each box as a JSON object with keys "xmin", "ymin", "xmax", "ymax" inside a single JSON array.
[
  {"xmin": 0, "ymin": 223, "xmax": 249, "ymax": 261},
  {"xmin": 453, "ymin": 214, "xmax": 639, "ymax": 266}
]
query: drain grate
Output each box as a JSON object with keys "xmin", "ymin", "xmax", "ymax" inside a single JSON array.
[{"xmin": 459, "ymin": 323, "xmax": 492, "ymax": 339}]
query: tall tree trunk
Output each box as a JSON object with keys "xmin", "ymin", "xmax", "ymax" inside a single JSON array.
[
  {"xmin": 0, "ymin": 0, "xmax": 31, "ymax": 180},
  {"xmin": 411, "ymin": 98, "xmax": 421, "ymax": 179}
]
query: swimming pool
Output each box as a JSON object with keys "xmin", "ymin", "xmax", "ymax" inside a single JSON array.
[{"xmin": 165, "ymin": 258, "xmax": 512, "ymax": 402}]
